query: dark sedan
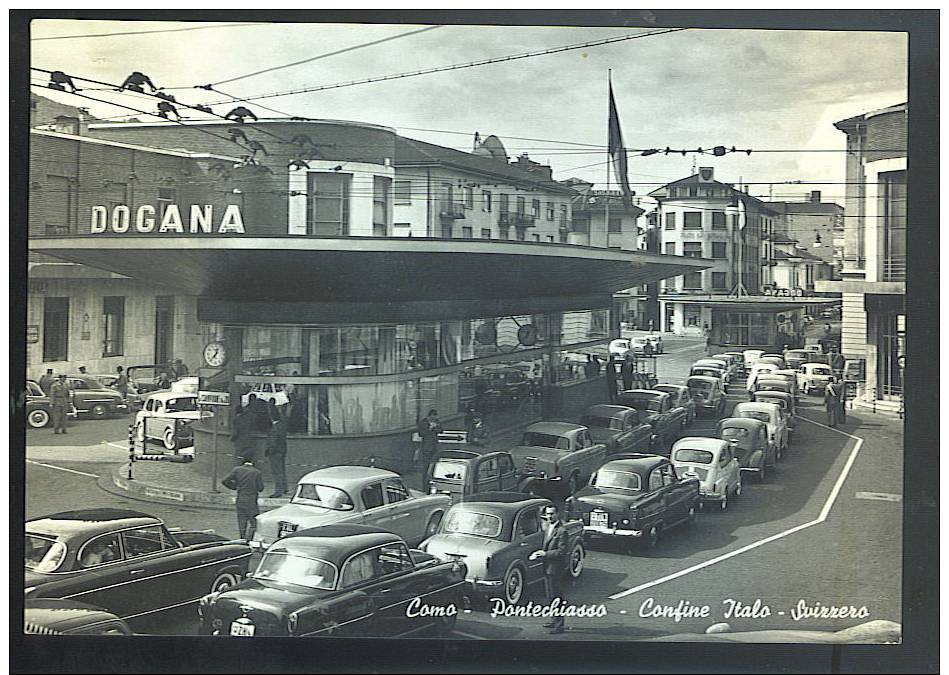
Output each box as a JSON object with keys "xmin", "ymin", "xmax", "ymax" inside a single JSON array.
[
  {"xmin": 199, "ymin": 524, "xmax": 467, "ymax": 638},
  {"xmin": 25, "ymin": 508, "xmax": 252, "ymax": 628},
  {"xmin": 24, "ymin": 599, "xmax": 132, "ymax": 635},
  {"xmin": 65, "ymin": 376, "xmax": 129, "ymax": 418},
  {"xmin": 26, "ymin": 380, "xmax": 77, "ymax": 429}
]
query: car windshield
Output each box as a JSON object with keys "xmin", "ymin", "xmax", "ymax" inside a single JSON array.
[
  {"xmin": 27, "ymin": 382, "xmax": 43, "ymax": 396},
  {"xmin": 442, "ymin": 510, "xmax": 503, "ymax": 538},
  {"xmin": 738, "ymin": 411, "xmax": 771, "ymax": 424},
  {"xmin": 25, "ymin": 535, "xmax": 66, "ymax": 572},
  {"xmin": 811, "ymin": 366, "xmax": 832, "ymax": 375},
  {"xmin": 674, "ymin": 448, "xmax": 714, "ymax": 464},
  {"xmin": 692, "ymin": 368, "xmax": 719, "ymax": 378},
  {"xmin": 787, "ymin": 351, "xmax": 807, "ymax": 359},
  {"xmin": 521, "ymin": 432, "xmax": 569, "ymax": 450},
  {"xmin": 721, "ymin": 427, "xmax": 749, "ymax": 440},
  {"xmin": 688, "ymin": 380, "xmax": 712, "ymax": 391},
  {"xmin": 253, "ymin": 550, "xmax": 338, "ymax": 590},
  {"xmin": 632, "ymin": 339, "xmax": 647, "ymax": 346},
  {"xmin": 431, "ymin": 460, "xmax": 467, "ymax": 482},
  {"xmin": 580, "ymin": 415, "xmax": 622, "ymax": 431},
  {"xmin": 592, "ymin": 469, "xmax": 642, "ymax": 491},
  {"xmin": 164, "ymin": 397, "xmax": 197, "ymax": 413},
  {"xmin": 292, "ymin": 484, "xmax": 355, "ymax": 511},
  {"xmin": 622, "ymin": 397, "xmax": 660, "ymax": 412}
]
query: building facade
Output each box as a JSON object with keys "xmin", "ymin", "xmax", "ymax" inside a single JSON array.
[
  {"xmin": 766, "ymin": 191, "xmax": 845, "ymax": 278},
  {"xmin": 816, "ymin": 102, "xmax": 906, "ymax": 407}
]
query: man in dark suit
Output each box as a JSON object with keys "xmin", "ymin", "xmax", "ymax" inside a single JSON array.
[
  {"xmin": 532, "ymin": 503, "xmax": 569, "ymax": 634},
  {"xmin": 825, "ymin": 377, "xmax": 842, "ymax": 428},
  {"xmin": 222, "ymin": 453, "xmax": 265, "ymax": 540}
]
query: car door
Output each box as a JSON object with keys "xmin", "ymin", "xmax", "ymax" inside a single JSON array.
[
  {"xmin": 474, "ymin": 456, "xmax": 502, "ymax": 494},
  {"xmin": 359, "ymin": 481, "xmax": 389, "ymax": 529},
  {"xmin": 512, "ymin": 505, "xmax": 545, "ymax": 583},
  {"xmin": 144, "ymin": 399, "xmax": 163, "ymax": 441},
  {"xmin": 662, "ymin": 463, "xmax": 693, "ymax": 522},
  {"xmin": 497, "ymin": 454, "xmax": 518, "ymax": 492},
  {"xmin": 721, "ymin": 445, "xmax": 740, "ymax": 490},
  {"xmin": 117, "ymin": 524, "xmax": 201, "ymax": 618},
  {"xmin": 359, "ymin": 543, "xmax": 419, "ymax": 636},
  {"xmin": 58, "ymin": 532, "xmax": 131, "ymax": 614},
  {"xmin": 381, "ymin": 478, "xmax": 424, "ymax": 543},
  {"xmin": 68, "ymin": 378, "xmax": 90, "ymax": 412}
]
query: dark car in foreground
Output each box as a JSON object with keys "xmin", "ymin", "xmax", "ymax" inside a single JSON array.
[
  {"xmin": 199, "ymin": 524, "xmax": 467, "ymax": 637},
  {"xmin": 24, "ymin": 599, "xmax": 132, "ymax": 635},
  {"xmin": 25, "ymin": 508, "xmax": 252, "ymax": 627},
  {"xmin": 571, "ymin": 454, "xmax": 700, "ymax": 550}
]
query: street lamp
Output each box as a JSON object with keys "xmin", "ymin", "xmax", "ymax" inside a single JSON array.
[{"xmin": 725, "ymin": 202, "xmax": 747, "ymax": 298}]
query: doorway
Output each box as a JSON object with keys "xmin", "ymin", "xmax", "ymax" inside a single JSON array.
[{"xmin": 154, "ymin": 296, "xmax": 174, "ymax": 364}]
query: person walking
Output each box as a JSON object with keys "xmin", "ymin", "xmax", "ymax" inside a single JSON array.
[
  {"xmin": 38, "ymin": 368, "xmax": 55, "ymax": 395},
  {"xmin": 113, "ymin": 366, "xmax": 130, "ymax": 401},
  {"xmin": 825, "ymin": 377, "xmax": 842, "ymax": 428},
  {"xmin": 221, "ymin": 453, "xmax": 265, "ymax": 540},
  {"xmin": 231, "ymin": 404, "xmax": 254, "ymax": 462},
  {"xmin": 464, "ymin": 404, "xmax": 486, "ymax": 446},
  {"xmin": 416, "ymin": 409, "xmax": 442, "ymax": 480},
  {"xmin": 265, "ymin": 403, "xmax": 289, "ymax": 497},
  {"xmin": 49, "ymin": 374, "xmax": 72, "ymax": 434},
  {"xmin": 621, "ymin": 351, "xmax": 636, "ymax": 391},
  {"xmin": 530, "ymin": 503, "xmax": 569, "ymax": 634}
]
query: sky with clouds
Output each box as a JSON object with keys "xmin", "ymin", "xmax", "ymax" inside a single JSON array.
[{"xmin": 29, "ymin": 18, "xmax": 907, "ymax": 207}]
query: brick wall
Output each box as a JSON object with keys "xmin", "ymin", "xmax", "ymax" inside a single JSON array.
[{"xmin": 865, "ymin": 109, "xmax": 907, "ymax": 163}]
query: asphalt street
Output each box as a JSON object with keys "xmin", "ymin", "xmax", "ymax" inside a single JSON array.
[{"xmin": 23, "ymin": 336, "xmax": 902, "ymax": 639}]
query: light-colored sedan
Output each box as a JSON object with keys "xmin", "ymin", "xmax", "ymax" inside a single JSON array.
[
  {"xmin": 798, "ymin": 362, "xmax": 834, "ymax": 395},
  {"xmin": 732, "ymin": 401, "xmax": 788, "ymax": 459},
  {"xmin": 671, "ymin": 437, "xmax": 742, "ymax": 511},
  {"xmin": 654, "ymin": 384, "xmax": 697, "ymax": 426},
  {"xmin": 743, "ymin": 349, "xmax": 765, "ymax": 370},
  {"xmin": 251, "ymin": 466, "xmax": 451, "ymax": 551},
  {"xmin": 134, "ymin": 392, "xmax": 203, "ymax": 453}
]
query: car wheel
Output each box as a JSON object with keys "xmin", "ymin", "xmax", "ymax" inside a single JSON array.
[
  {"xmin": 210, "ymin": 570, "xmax": 239, "ymax": 594},
  {"xmin": 27, "ymin": 409, "xmax": 50, "ymax": 428},
  {"xmin": 136, "ymin": 422, "xmax": 146, "ymax": 443},
  {"xmin": 91, "ymin": 404, "xmax": 108, "ymax": 419},
  {"xmin": 502, "ymin": 564, "xmax": 525, "ymax": 605},
  {"xmin": 568, "ymin": 542, "xmax": 585, "ymax": 579},
  {"xmin": 424, "ymin": 512, "xmax": 443, "ymax": 539},
  {"xmin": 719, "ymin": 493, "xmax": 728, "ymax": 511},
  {"xmin": 162, "ymin": 428, "xmax": 178, "ymax": 451}
]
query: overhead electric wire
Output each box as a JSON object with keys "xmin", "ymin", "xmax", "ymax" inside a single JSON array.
[{"xmin": 31, "ymin": 22, "xmax": 266, "ymax": 41}]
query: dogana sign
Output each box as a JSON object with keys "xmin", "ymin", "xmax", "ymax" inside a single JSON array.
[{"xmin": 90, "ymin": 204, "xmax": 245, "ymax": 234}]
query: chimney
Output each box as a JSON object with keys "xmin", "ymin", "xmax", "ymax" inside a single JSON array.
[{"xmin": 810, "ymin": 190, "xmax": 821, "ymax": 203}]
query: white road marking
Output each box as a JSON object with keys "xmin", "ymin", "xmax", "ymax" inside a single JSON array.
[
  {"xmin": 608, "ymin": 418, "xmax": 863, "ymax": 600},
  {"xmin": 25, "ymin": 459, "xmax": 99, "ymax": 479},
  {"xmin": 453, "ymin": 629, "xmax": 488, "ymax": 640},
  {"xmin": 105, "ymin": 441, "xmax": 130, "ymax": 450},
  {"xmin": 855, "ymin": 491, "xmax": 902, "ymax": 503}
]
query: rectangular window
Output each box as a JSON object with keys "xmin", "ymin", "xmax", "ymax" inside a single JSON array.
[
  {"xmin": 45, "ymin": 175, "xmax": 75, "ymax": 235},
  {"xmin": 157, "ymin": 187, "xmax": 176, "ymax": 221},
  {"xmin": 712, "ymin": 272, "xmax": 728, "ymax": 290},
  {"xmin": 499, "ymin": 226, "xmax": 510, "ymax": 240},
  {"xmin": 464, "ymin": 187, "xmax": 474, "ymax": 209},
  {"xmin": 481, "ymin": 228, "xmax": 492, "ymax": 239},
  {"xmin": 559, "ymin": 205, "xmax": 568, "ymax": 227},
  {"xmin": 102, "ymin": 296, "xmax": 125, "ymax": 357},
  {"xmin": 711, "ymin": 241, "xmax": 727, "ymax": 258},
  {"xmin": 683, "ymin": 272, "xmax": 703, "ymax": 289},
  {"xmin": 683, "ymin": 242, "xmax": 703, "ymax": 258},
  {"xmin": 683, "ymin": 212, "xmax": 702, "ymax": 230},
  {"xmin": 531, "ymin": 234, "xmax": 540, "ymax": 242},
  {"xmin": 546, "ymin": 202, "xmax": 555, "ymax": 220},
  {"xmin": 394, "ymin": 180, "xmax": 412, "ymax": 205},
  {"xmin": 373, "ymin": 176, "xmax": 390, "ymax": 237},
  {"xmin": 516, "ymin": 196, "xmax": 526, "ymax": 214},
  {"xmin": 516, "ymin": 228, "xmax": 526, "ymax": 241},
  {"xmin": 462, "ymin": 226, "xmax": 473, "ymax": 239},
  {"xmin": 711, "ymin": 211, "xmax": 726, "ymax": 229},
  {"xmin": 441, "ymin": 223, "xmax": 454, "ymax": 238},
  {"xmin": 43, "ymin": 297, "xmax": 69, "ymax": 362},
  {"xmin": 547, "ymin": 235, "xmax": 555, "ymax": 243},
  {"xmin": 608, "ymin": 218, "xmax": 622, "ymax": 233},
  {"xmin": 664, "ymin": 242, "xmax": 676, "ymax": 255},
  {"xmin": 499, "ymin": 193, "xmax": 509, "ymax": 213},
  {"xmin": 307, "ymin": 173, "xmax": 351, "ymax": 235},
  {"xmin": 665, "ymin": 213, "xmax": 676, "ymax": 230},
  {"xmin": 880, "ymin": 170, "xmax": 906, "ymax": 282},
  {"xmin": 531, "ymin": 199, "xmax": 540, "ymax": 217},
  {"xmin": 482, "ymin": 190, "xmax": 492, "ymax": 212}
]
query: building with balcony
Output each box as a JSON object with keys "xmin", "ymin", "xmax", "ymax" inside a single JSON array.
[
  {"xmin": 28, "ymin": 116, "xmax": 707, "ymax": 482},
  {"xmin": 816, "ymin": 102, "xmax": 906, "ymax": 407},
  {"xmin": 766, "ymin": 191, "xmax": 845, "ymax": 278}
]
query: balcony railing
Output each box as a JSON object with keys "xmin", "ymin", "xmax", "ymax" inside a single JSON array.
[
  {"xmin": 438, "ymin": 202, "xmax": 466, "ymax": 220},
  {"xmin": 882, "ymin": 256, "xmax": 905, "ymax": 282},
  {"xmin": 511, "ymin": 213, "xmax": 536, "ymax": 228}
]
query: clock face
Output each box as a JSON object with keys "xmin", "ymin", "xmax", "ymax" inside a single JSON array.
[{"xmin": 204, "ymin": 341, "xmax": 227, "ymax": 367}]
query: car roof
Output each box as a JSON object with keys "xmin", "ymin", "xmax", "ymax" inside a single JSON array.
[
  {"xmin": 803, "ymin": 362, "xmax": 831, "ymax": 369},
  {"xmin": 621, "ymin": 389, "xmax": 663, "ymax": 396},
  {"xmin": 654, "ymin": 383, "xmax": 686, "ymax": 392},
  {"xmin": 297, "ymin": 465, "xmax": 399, "ymax": 488},
  {"xmin": 733, "ymin": 402, "xmax": 779, "ymax": 414},
  {"xmin": 687, "ymin": 375, "xmax": 719, "ymax": 384},
  {"xmin": 146, "ymin": 391, "xmax": 197, "ymax": 401},
  {"xmin": 456, "ymin": 492, "xmax": 549, "ymax": 514},
  {"xmin": 583, "ymin": 404, "xmax": 634, "ymax": 418},
  {"xmin": 672, "ymin": 437, "xmax": 728, "ymax": 452},
  {"xmin": 27, "ymin": 509, "xmax": 160, "ymax": 539},
  {"xmin": 434, "ymin": 449, "xmax": 484, "ymax": 461},
  {"xmin": 600, "ymin": 454, "xmax": 667, "ymax": 474},
  {"xmin": 524, "ymin": 421, "xmax": 584, "ymax": 435},
  {"xmin": 280, "ymin": 525, "xmax": 402, "ymax": 564},
  {"xmin": 719, "ymin": 416, "xmax": 768, "ymax": 430}
]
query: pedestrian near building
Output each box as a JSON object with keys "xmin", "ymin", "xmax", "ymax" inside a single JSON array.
[
  {"xmin": 825, "ymin": 378, "xmax": 843, "ymax": 428},
  {"xmin": 605, "ymin": 355, "xmax": 618, "ymax": 402},
  {"xmin": 621, "ymin": 351, "xmax": 636, "ymax": 391},
  {"xmin": 416, "ymin": 409, "xmax": 442, "ymax": 479},
  {"xmin": 38, "ymin": 369, "xmax": 55, "ymax": 395},
  {"xmin": 265, "ymin": 403, "xmax": 289, "ymax": 497},
  {"xmin": 113, "ymin": 366, "xmax": 130, "ymax": 400},
  {"xmin": 530, "ymin": 503, "xmax": 569, "ymax": 634},
  {"xmin": 172, "ymin": 359, "xmax": 189, "ymax": 379},
  {"xmin": 231, "ymin": 405, "xmax": 254, "ymax": 462},
  {"xmin": 222, "ymin": 453, "xmax": 264, "ymax": 540},
  {"xmin": 49, "ymin": 374, "xmax": 72, "ymax": 434}
]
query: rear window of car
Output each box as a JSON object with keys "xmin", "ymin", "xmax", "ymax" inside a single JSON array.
[
  {"xmin": 431, "ymin": 460, "xmax": 467, "ymax": 482},
  {"xmin": 579, "ymin": 415, "xmax": 622, "ymax": 431},
  {"xmin": 621, "ymin": 396, "xmax": 661, "ymax": 412},
  {"xmin": 674, "ymin": 448, "xmax": 714, "ymax": 464},
  {"xmin": 442, "ymin": 510, "xmax": 503, "ymax": 539},
  {"xmin": 738, "ymin": 411, "xmax": 771, "ymax": 424},
  {"xmin": 688, "ymin": 379, "xmax": 713, "ymax": 390},
  {"xmin": 721, "ymin": 427, "xmax": 749, "ymax": 439},
  {"xmin": 592, "ymin": 469, "xmax": 642, "ymax": 491},
  {"xmin": 691, "ymin": 368, "xmax": 719, "ymax": 378},
  {"xmin": 254, "ymin": 549, "xmax": 338, "ymax": 590},
  {"xmin": 292, "ymin": 484, "xmax": 355, "ymax": 511},
  {"xmin": 810, "ymin": 366, "xmax": 832, "ymax": 375},
  {"xmin": 25, "ymin": 534, "xmax": 66, "ymax": 572},
  {"xmin": 164, "ymin": 397, "xmax": 197, "ymax": 412},
  {"xmin": 521, "ymin": 432, "xmax": 569, "ymax": 449}
]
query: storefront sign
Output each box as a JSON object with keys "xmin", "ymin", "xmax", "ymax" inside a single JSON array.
[
  {"xmin": 90, "ymin": 204, "xmax": 245, "ymax": 234},
  {"xmin": 27, "ymin": 325, "xmax": 39, "ymax": 344},
  {"xmin": 763, "ymin": 287, "xmax": 809, "ymax": 298},
  {"xmin": 198, "ymin": 390, "xmax": 231, "ymax": 406}
]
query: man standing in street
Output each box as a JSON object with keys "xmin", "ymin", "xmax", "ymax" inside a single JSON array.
[
  {"xmin": 416, "ymin": 409, "xmax": 442, "ymax": 480},
  {"xmin": 265, "ymin": 403, "xmax": 289, "ymax": 497},
  {"xmin": 231, "ymin": 404, "xmax": 254, "ymax": 462},
  {"xmin": 531, "ymin": 503, "xmax": 568, "ymax": 634},
  {"xmin": 38, "ymin": 368, "xmax": 55, "ymax": 395},
  {"xmin": 49, "ymin": 374, "xmax": 72, "ymax": 434},
  {"xmin": 114, "ymin": 366, "xmax": 130, "ymax": 401},
  {"xmin": 222, "ymin": 453, "xmax": 265, "ymax": 540},
  {"xmin": 825, "ymin": 377, "xmax": 842, "ymax": 427},
  {"xmin": 172, "ymin": 358, "xmax": 189, "ymax": 380}
]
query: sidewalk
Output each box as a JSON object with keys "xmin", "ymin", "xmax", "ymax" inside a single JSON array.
[{"xmin": 99, "ymin": 418, "xmax": 533, "ymax": 512}]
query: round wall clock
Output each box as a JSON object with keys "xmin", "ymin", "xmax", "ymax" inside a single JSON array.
[{"xmin": 203, "ymin": 341, "xmax": 227, "ymax": 367}]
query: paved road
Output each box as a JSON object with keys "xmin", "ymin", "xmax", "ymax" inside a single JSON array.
[{"xmin": 24, "ymin": 340, "xmax": 902, "ymax": 640}]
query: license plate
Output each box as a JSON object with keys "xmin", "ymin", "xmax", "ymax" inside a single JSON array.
[
  {"xmin": 591, "ymin": 511, "xmax": 608, "ymax": 528},
  {"xmin": 230, "ymin": 620, "xmax": 255, "ymax": 636},
  {"xmin": 278, "ymin": 521, "xmax": 297, "ymax": 537}
]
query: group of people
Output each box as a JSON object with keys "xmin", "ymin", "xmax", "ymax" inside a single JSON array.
[{"xmin": 40, "ymin": 372, "xmax": 73, "ymax": 434}]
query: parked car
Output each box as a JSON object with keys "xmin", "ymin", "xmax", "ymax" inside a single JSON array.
[
  {"xmin": 757, "ymin": 354, "xmax": 786, "ymax": 369},
  {"xmin": 686, "ymin": 376, "xmax": 726, "ymax": 416},
  {"xmin": 783, "ymin": 349, "xmax": 810, "ymax": 371},
  {"xmin": 126, "ymin": 365, "xmax": 171, "ymax": 396},
  {"xmin": 94, "ymin": 373, "xmax": 144, "ymax": 411},
  {"xmin": 644, "ymin": 334, "xmax": 664, "ymax": 354},
  {"xmin": 571, "ymin": 454, "xmax": 699, "ymax": 550},
  {"xmin": 752, "ymin": 390, "xmax": 796, "ymax": 440},
  {"xmin": 798, "ymin": 362, "xmax": 834, "ymax": 395},
  {"xmin": 26, "ymin": 380, "xmax": 77, "ymax": 429},
  {"xmin": 64, "ymin": 376, "xmax": 130, "ymax": 418},
  {"xmin": 24, "ymin": 599, "xmax": 133, "ymax": 635},
  {"xmin": 712, "ymin": 354, "xmax": 741, "ymax": 380},
  {"xmin": 742, "ymin": 349, "xmax": 765, "ymax": 370},
  {"xmin": 507, "ymin": 422, "xmax": 608, "ymax": 496},
  {"xmin": 25, "ymin": 508, "xmax": 252, "ymax": 627},
  {"xmin": 770, "ymin": 369, "xmax": 802, "ymax": 400},
  {"xmin": 721, "ymin": 352, "xmax": 747, "ymax": 376},
  {"xmin": 134, "ymin": 391, "xmax": 203, "ymax": 453},
  {"xmin": 240, "ymin": 382, "xmax": 290, "ymax": 409},
  {"xmin": 420, "ymin": 493, "xmax": 585, "ymax": 605},
  {"xmin": 690, "ymin": 364, "xmax": 728, "ymax": 389},
  {"xmin": 252, "ymin": 466, "xmax": 451, "ymax": 552},
  {"xmin": 630, "ymin": 336, "xmax": 651, "ymax": 355},
  {"xmin": 429, "ymin": 449, "xmax": 531, "ymax": 502},
  {"xmin": 473, "ymin": 367, "xmax": 533, "ymax": 410},
  {"xmin": 694, "ymin": 358, "xmax": 732, "ymax": 384},
  {"xmin": 615, "ymin": 389, "xmax": 684, "ymax": 450},
  {"xmin": 653, "ymin": 384, "xmax": 697, "ymax": 426},
  {"xmin": 716, "ymin": 417, "xmax": 775, "ymax": 481},
  {"xmin": 731, "ymin": 401, "xmax": 788, "ymax": 459},
  {"xmin": 671, "ymin": 437, "xmax": 742, "ymax": 511},
  {"xmin": 579, "ymin": 404, "xmax": 654, "ymax": 455},
  {"xmin": 754, "ymin": 373, "xmax": 799, "ymax": 404},
  {"xmin": 609, "ymin": 338, "xmax": 632, "ymax": 358},
  {"xmin": 201, "ymin": 524, "xmax": 466, "ymax": 637},
  {"xmin": 746, "ymin": 362, "xmax": 778, "ymax": 395}
]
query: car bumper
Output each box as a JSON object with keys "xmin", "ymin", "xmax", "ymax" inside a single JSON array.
[
  {"xmin": 465, "ymin": 578, "xmax": 506, "ymax": 597},
  {"xmin": 699, "ymin": 491, "xmax": 726, "ymax": 502},
  {"xmin": 583, "ymin": 525, "xmax": 642, "ymax": 537}
]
